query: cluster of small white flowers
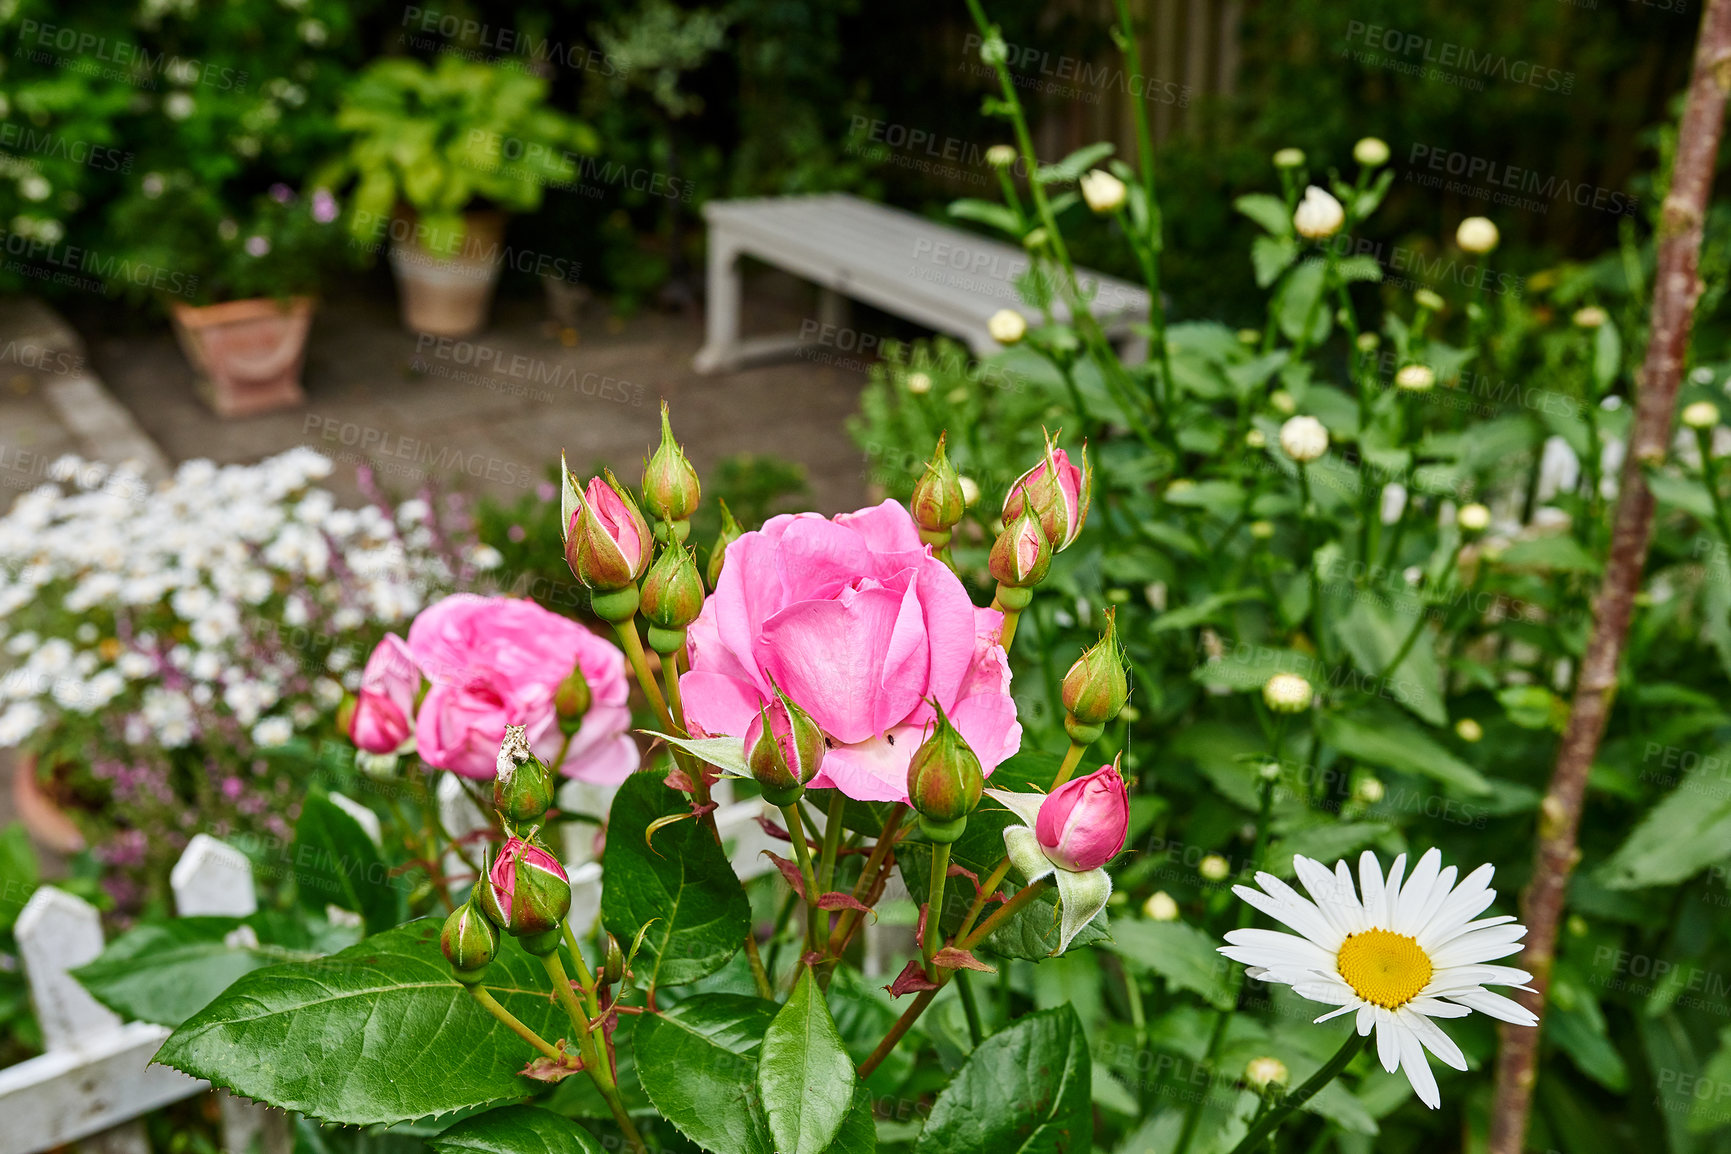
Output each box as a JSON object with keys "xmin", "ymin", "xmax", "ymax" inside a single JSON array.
[{"xmin": 0, "ymin": 449, "xmax": 462, "ymax": 753}]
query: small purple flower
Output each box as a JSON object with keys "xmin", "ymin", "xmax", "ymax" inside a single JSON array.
[
  {"xmin": 269, "ymin": 182, "xmax": 294, "ymax": 204},
  {"xmin": 245, "ymin": 235, "xmax": 271, "ymax": 257},
  {"xmin": 311, "ymin": 188, "xmax": 339, "ymax": 224}
]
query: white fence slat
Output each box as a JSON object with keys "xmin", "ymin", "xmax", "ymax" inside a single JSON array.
[
  {"xmin": 15, "ymin": 888, "xmax": 122, "ymax": 1049},
  {"xmin": 171, "ymin": 834, "xmax": 258, "ymax": 918}
]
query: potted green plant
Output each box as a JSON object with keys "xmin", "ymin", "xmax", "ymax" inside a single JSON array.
[
  {"xmin": 109, "ymin": 176, "xmax": 350, "ymax": 417},
  {"xmin": 319, "ymin": 55, "xmax": 598, "ymax": 337}
]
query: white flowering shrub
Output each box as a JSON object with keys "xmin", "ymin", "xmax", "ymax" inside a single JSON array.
[{"xmin": 0, "ymin": 448, "xmax": 500, "ymax": 906}]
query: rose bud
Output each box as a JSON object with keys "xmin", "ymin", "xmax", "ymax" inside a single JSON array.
[
  {"xmin": 563, "ymin": 465, "xmax": 651, "ymax": 606},
  {"xmin": 642, "ymin": 401, "xmax": 701, "ymax": 534},
  {"xmin": 493, "ymin": 724, "xmax": 555, "ymax": 826},
  {"xmin": 604, "ymin": 934, "xmax": 625, "ymax": 985},
  {"xmin": 440, "ymin": 897, "xmax": 499, "ymax": 985},
  {"xmin": 1002, "ymin": 432, "xmax": 1091, "ymax": 552},
  {"xmin": 479, "ymin": 837, "xmax": 571, "ymax": 954},
  {"xmin": 1061, "ymin": 607, "xmax": 1128, "ymax": 741},
  {"xmin": 910, "ymin": 432, "xmax": 966, "ymax": 542},
  {"xmin": 906, "ymin": 706, "xmax": 984, "ymax": 843},
  {"xmin": 746, "ymin": 686, "xmax": 826, "ymax": 806},
  {"xmin": 640, "ymin": 542, "xmax": 705, "ymax": 652},
  {"xmin": 349, "ymin": 634, "xmax": 418, "ymax": 754},
  {"xmin": 706, "ymin": 499, "xmax": 743, "ymax": 591},
  {"xmin": 554, "ymin": 660, "xmax": 591, "ymax": 734},
  {"xmin": 1035, "ymin": 763, "xmax": 1129, "ymax": 872},
  {"xmin": 989, "ymin": 505, "xmax": 1052, "ymax": 597}
]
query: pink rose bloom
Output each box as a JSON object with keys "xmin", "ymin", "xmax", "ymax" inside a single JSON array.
[
  {"xmin": 1035, "ymin": 765, "xmax": 1130, "ymax": 872},
  {"xmin": 350, "ymin": 634, "xmax": 419, "ymax": 754},
  {"xmin": 406, "ymin": 594, "xmax": 637, "ymax": 782},
  {"xmin": 681, "ymin": 500, "xmax": 1021, "ymax": 803}
]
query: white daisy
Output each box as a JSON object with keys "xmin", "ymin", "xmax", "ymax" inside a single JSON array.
[{"xmin": 1219, "ymin": 848, "xmax": 1538, "ymax": 1109}]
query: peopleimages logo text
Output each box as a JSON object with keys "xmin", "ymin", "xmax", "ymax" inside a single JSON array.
[{"xmin": 1344, "ymin": 22, "xmax": 1574, "ymax": 93}]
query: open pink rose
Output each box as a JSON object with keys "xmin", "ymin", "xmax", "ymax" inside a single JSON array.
[
  {"xmin": 1035, "ymin": 765, "xmax": 1130, "ymax": 872},
  {"xmin": 406, "ymin": 594, "xmax": 637, "ymax": 782},
  {"xmin": 350, "ymin": 634, "xmax": 419, "ymax": 754},
  {"xmin": 681, "ymin": 500, "xmax": 1021, "ymax": 802}
]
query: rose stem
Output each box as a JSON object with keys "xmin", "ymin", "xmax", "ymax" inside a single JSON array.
[{"xmin": 781, "ymin": 803, "xmax": 825, "ymax": 951}]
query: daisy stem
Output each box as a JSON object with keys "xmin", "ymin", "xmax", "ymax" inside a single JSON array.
[
  {"xmin": 782, "ymin": 803, "xmax": 825, "ymax": 952},
  {"xmin": 1051, "ymin": 740, "xmax": 1088, "ymax": 790},
  {"xmin": 1224, "ymin": 1032, "xmax": 1370, "ymax": 1154}
]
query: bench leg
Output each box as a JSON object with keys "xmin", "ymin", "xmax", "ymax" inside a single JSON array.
[{"xmin": 693, "ymin": 238, "xmax": 743, "ymax": 375}]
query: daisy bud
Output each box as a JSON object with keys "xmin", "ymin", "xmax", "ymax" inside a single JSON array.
[
  {"xmin": 706, "ymin": 499, "xmax": 743, "ymax": 590},
  {"xmin": 1272, "ymin": 147, "xmax": 1306, "ymax": 169},
  {"xmin": 554, "ymin": 661, "xmax": 591, "ymax": 733},
  {"xmin": 989, "ymin": 505, "xmax": 1052, "ymax": 590},
  {"xmin": 1245, "ymin": 1056, "xmax": 1289, "ymax": 1092},
  {"xmin": 985, "ymin": 144, "xmax": 1017, "ymax": 169},
  {"xmin": 1356, "ymin": 332, "xmax": 1380, "ymax": 352},
  {"xmin": 1022, "ymin": 227, "xmax": 1049, "ymax": 251},
  {"xmin": 1199, "ymin": 854, "xmax": 1231, "ymax": 882},
  {"xmin": 1278, "ymin": 416, "xmax": 1329, "ymax": 462},
  {"xmin": 1035, "ymin": 763, "xmax": 1129, "ymax": 872},
  {"xmin": 746, "ymin": 686, "xmax": 826, "ymax": 806},
  {"xmin": 642, "ymin": 401, "xmax": 701, "ymax": 530},
  {"xmin": 1456, "ymin": 216, "xmax": 1499, "ymax": 254},
  {"xmin": 1572, "ymin": 306, "xmax": 1608, "ymax": 329},
  {"xmin": 1061, "ymin": 607, "xmax": 1128, "ymax": 740},
  {"xmin": 1249, "ymin": 520, "xmax": 1275, "ymax": 540},
  {"xmin": 1683, "ymin": 400, "xmax": 1721, "ymax": 430},
  {"xmin": 493, "ymin": 724, "xmax": 554, "ymax": 825},
  {"xmin": 1293, "ymin": 186, "xmax": 1345, "ymax": 239},
  {"xmin": 906, "ymin": 706, "xmax": 983, "ymax": 842},
  {"xmin": 440, "ymin": 897, "xmax": 499, "ymax": 984},
  {"xmin": 910, "ymin": 433, "xmax": 966, "ymax": 539},
  {"xmin": 1353, "ymin": 776, "xmax": 1385, "ymax": 804},
  {"xmin": 565, "ymin": 469, "xmax": 651, "ymax": 605},
  {"xmin": 1080, "ymin": 169, "xmax": 1127, "ymax": 214},
  {"xmin": 1455, "ymin": 718, "xmax": 1484, "ymax": 743},
  {"xmin": 479, "ymin": 837, "xmax": 571, "ymax": 953},
  {"xmin": 1270, "ymin": 389, "xmax": 1297, "ymax": 415},
  {"xmin": 1003, "ymin": 431, "xmax": 1091, "ymax": 551},
  {"xmin": 640, "ymin": 542, "xmax": 705, "ymax": 645},
  {"xmin": 1263, "ymin": 673, "xmax": 1314, "ymax": 713},
  {"xmin": 1144, "ymin": 891, "xmax": 1180, "ymax": 921},
  {"xmin": 1395, "ymin": 364, "xmax": 1436, "ymax": 392},
  {"xmin": 979, "ymin": 36, "xmax": 1008, "ymax": 65},
  {"xmin": 988, "ymin": 309, "xmax": 1027, "ymax": 345},
  {"xmin": 1353, "ymin": 137, "xmax": 1389, "ymax": 167},
  {"xmin": 1245, "ymin": 429, "xmax": 1266, "ymax": 449},
  {"xmin": 1457, "ymin": 503, "xmax": 1492, "ymax": 533},
  {"xmin": 906, "ymin": 371, "xmax": 933, "ymax": 394},
  {"xmin": 1413, "ymin": 289, "xmax": 1446, "ymax": 313}
]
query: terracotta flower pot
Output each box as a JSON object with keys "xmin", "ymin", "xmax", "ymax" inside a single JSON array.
[
  {"xmin": 11, "ymin": 753, "xmax": 86, "ymax": 856},
  {"xmin": 388, "ymin": 209, "xmax": 507, "ymax": 338},
  {"xmin": 170, "ymin": 296, "xmax": 315, "ymax": 419}
]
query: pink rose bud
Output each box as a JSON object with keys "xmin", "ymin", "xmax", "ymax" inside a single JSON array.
[
  {"xmin": 1035, "ymin": 764, "xmax": 1129, "ymax": 872},
  {"xmin": 642, "ymin": 401, "xmax": 702, "ymax": 528},
  {"xmin": 350, "ymin": 634, "xmax": 419, "ymax": 754},
  {"xmin": 746, "ymin": 686, "xmax": 826, "ymax": 806},
  {"xmin": 1002, "ymin": 432, "xmax": 1091, "ymax": 551},
  {"xmin": 479, "ymin": 837, "xmax": 571, "ymax": 952},
  {"xmin": 565, "ymin": 469, "xmax": 651, "ymax": 602},
  {"xmin": 910, "ymin": 433, "xmax": 965, "ymax": 538},
  {"xmin": 989, "ymin": 505, "xmax": 1051, "ymax": 590}
]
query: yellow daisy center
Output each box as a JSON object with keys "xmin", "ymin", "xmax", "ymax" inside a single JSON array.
[{"xmin": 1336, "ymin": 929, "xmax": 1433, "ymax": 1009}]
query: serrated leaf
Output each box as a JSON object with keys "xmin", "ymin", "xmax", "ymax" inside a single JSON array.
[
  {"xmin": 1600, "ymin": 767, "xmax": 1731, "ymax": 889},
  {"xmin": 759, "ymin": 969, "xmax": 855, "ymax": 1154},
  {"xmin": 156, "ymin": 921, "xmax": 572, "ymax": 1125},
  {"xmin": 1331, "ymin": 597, "xmax": 1446, "ymax": 726},
  {"xmin": 72, "ymin": 916, "xmax": 317, "ymax": 1027},
  {"xmin": 602, "ymin": 769, "xmax": 751, "ymax": 989},
  {"xmin": 913, "ymin": 1006, "xmax": 1091, "ymax": 1153},
  {"xmin": 640, "ymin": 731, "xmax": 750, "ymax": 778},
  {"xmin": 293, "ymin": 790, "xmax": 401, "ymax": 933},
  {"xmin": 634, "ymin": 993, "xmax": 777, "ymax": 1154},
  {"xmin": 1105, "ymin": 920, "xmax": 1235, "ymax": 1009},
  {"xmin": 431, "ymin": 1106, "xmax": 603, "ymax": 1154}
]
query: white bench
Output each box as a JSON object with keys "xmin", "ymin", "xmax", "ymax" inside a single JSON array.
[{"xmin": 693, "ymin": 193, "xmax": 1151, "ymax": 373}]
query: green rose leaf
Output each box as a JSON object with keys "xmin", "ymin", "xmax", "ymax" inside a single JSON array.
[
  {"xmin": 292, "ymin": 790, "xmax": 401, "ymax": 933},
  {"xmin": 914, "ymin": 1005, "xmax": 1091, "ymax": 1153},
  {"xmin": 156, "ymin": 920, "xmax": 571, "ymax": 1125},
  {"xmin": 760, "ymin": 968, "xmax": 856, "ymax": 1154},
  {"xmin": 1104, "ymin": 919, "xmax": 1235, "ymax": 1011},
  {"xmin": 431, "ymin": 1106, "xmax": 603, "ymax": 1154},
  {"xmin": 601, "ymin": 768, "xmax": 751, "ymax": 990},
  {"xmin": 634, "ymin": 992, "xmax": 777, "ymax": 1154}
]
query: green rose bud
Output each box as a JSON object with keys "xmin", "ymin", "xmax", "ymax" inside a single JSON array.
[
  {"xmin": 746, "ymin": 685, "xmax": 826, "ymax": 806},
  {"xmin": 604, "ymin": 934, "xmax": 625, "ymax": 985},
  {"xmin": 640, "ymin": 542, "xmax": 705, "ymax": 649},
  {"xmin": 554, "ymin": 661, "xmax": 591, "ymax": 735},
  {"xmin": 642, "ymin": 401, "xmax": 701, "ymax": 529},
  {"xmin": 910, "ymin": 432, "xmax": 966, "ymax": 540},
  {"xmin": 493, "ymin": 724, "xmax": 555, "ymax": 826},
  {"xmin": 1061, "ymin": 606, "xmax": 1128, "ymax": 740},
  {"xmin": 441, "ymin": 897, "xmax": 499, "ymax": 984},
  {"xmin": 906, "ymin": 706, "xmax": 983, "ymax": 843},
  {"xmin": 706, "ymin": 499, "xmax": 744, "ymax": 591}
]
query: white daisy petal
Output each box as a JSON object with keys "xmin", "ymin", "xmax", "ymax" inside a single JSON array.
[
  {"xmin": 1234, "ymin": 877, "xmax": 1344, "ymax": 949},
  {"xmin": 1401, "ymin": 1008, "xmax": 1468, "ymax": 1071},
  {"xmin": 1407, "ymin": 997, "xmax": 1473, "ymax": 1019},
  {"xmin": 1358, "ymin": 850, "xmax": 1386, "ymax": 924},
  {"xmin": 1395, "ymin": 848, "xmax": 1444, "ymax": 934},
  {"xmin": 1410, "ymin": 864, "xmax": 1457, "ymax": 933},
  {"xmin": 1357, "ymin": 1004, "xmax": 1376, "ymax": 1036},
  {"xmin": 1314, "ymin": 1003, "xmax": 1359, "ymax": 1024},
  {"xmin": 1375, "ymin": 1011, "xmax": 1401, "ymax": 1072},
  {"xmin": 1444, "ymin": 988, "xmax": 1539, "ymax": 1026},
  {"xmin": 1382, "ymin": 853, "xmax": 1409, "ymax": 922},
  {"xmin": 1398, "ymin": 1021, "xmax": 1442, "ymax": 1108}
]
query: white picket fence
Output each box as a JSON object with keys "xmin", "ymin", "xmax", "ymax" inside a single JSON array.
[{"xmin": 0, "ymin": 778, "xmax": 886, "ymax": 1154}]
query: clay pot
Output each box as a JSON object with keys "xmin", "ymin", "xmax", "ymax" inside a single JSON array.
[
  {"xmin": 388, "ymin": 209, "xmax": 507, "ymax": 338},
  {"xmin": 11, "ymin": 754, "xmax": 85, "ymax": 856},
  {"xmin": 170, "ymin": 296, "xmax": 314, "ymax": 419}
]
